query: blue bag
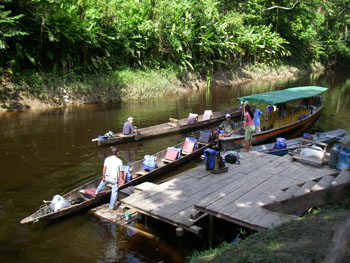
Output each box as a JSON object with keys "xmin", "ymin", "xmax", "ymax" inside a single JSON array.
[
  {"xmin": 274, "ymin": 137, "xmax": 287, "ymax": 149},
  {"xmin": 142, "ymin": 155, "xmax": 158, "ymax": 172},
  {"xmin": 203, "ymin": 148, "xmax": 219, "ymax": 170},
  {"xmin": 122, "ymin": 165, "xmax": 132, "ymax": 183}
]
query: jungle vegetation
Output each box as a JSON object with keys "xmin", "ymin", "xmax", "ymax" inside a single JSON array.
[{"xmin": 1, "ymin": 0, "xmax": 350, "ymax": 94}]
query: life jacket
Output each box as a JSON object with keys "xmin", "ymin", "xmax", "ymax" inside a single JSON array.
[{"xmin": 142, "ymin": 155, "xmax": 158, "ymax": 172}]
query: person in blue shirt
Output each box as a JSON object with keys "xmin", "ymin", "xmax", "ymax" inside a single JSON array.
[
  {"xmin": 122, "ymin": 117, "xmax": 140, "ymax": 135},
  {"xmin": 252, "ymin": 106, "xmax": 266, "ymax": 133}
]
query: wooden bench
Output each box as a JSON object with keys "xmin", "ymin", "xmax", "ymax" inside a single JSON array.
[
  {"xmin": 136, "ymin": 170, "xmax": 149, "ymax": 177},
  {"xmin": 162, "ymin": 148, "xmax": 181, "ymax": 164},
  {"xmin": 292, "ymin": 139, "xmax": 328, "ymax": 167}
]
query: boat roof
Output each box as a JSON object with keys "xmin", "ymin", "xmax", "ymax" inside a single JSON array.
[{"xmin": 237, "ymin": 86, "xmax": 328, "ymax": 105}]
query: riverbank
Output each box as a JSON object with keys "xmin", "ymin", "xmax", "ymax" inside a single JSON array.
[
  {"xmin": 0, "ymin": 63, "xmax": 323, "ymax": 112},
  {"xmin": 188, "ymin": 198, "xmax": 350, "ymax": 263}
]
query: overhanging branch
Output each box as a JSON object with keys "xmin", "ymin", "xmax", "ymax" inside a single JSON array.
[{"xmin": 263, "ymin": 0, "xmax": 299, "ymax": 11}]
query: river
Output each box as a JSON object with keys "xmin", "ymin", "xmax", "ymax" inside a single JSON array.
[{"xmin": 0, "ymin": 70, "xmax": 349, "ymax": 263}]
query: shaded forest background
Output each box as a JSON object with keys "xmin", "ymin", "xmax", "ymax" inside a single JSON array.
[{"xmin": 0, "ymin": 0, "xmax": 349, "ymax": 105}]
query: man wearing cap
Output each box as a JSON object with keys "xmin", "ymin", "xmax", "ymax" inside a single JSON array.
[
  {"xmin": 215, "ymin": 113, "xmax": 236, "ymax": 138},
  {"xmin": 95, "ymin": 147, "xmax": 123, "ymax": 210},
  {"xmin": 122, "ymin": 117, "xmax": 139, "ymax": 135}
]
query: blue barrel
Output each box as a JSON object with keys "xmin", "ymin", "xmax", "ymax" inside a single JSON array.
[
  {"xmin": 337, "ymin": 150, "xmax": 350, "ymax": 171},
  {"xmin": 329, "ymin": 144, "xmax": 342, "ymax": 168}
]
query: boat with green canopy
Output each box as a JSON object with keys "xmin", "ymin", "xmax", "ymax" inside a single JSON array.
[{"xmin": 219, "ymin": 86, "xmax": 328, "ymax": 150}]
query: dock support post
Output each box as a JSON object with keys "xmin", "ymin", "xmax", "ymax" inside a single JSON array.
[
  {"xmin": 176, "ymin": 227, "xmax": 185, "ymax": 237},
  {"xmin": 208, "ymin": 215, "xmax": 213, "ymax": 245},
  {"xmin": 145, "ymin": 215, "xmax": 150, "ymax": 228}
]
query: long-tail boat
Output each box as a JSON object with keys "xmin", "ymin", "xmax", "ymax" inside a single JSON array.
[
  {"xmin": 20, "ymin": 138, "xmax": 210, "ymax": 224},
  {"xmin": 219, "ymin": 86, "xmax": 328, "ymax": 150},
  {"xmin": 251, "ymin": 129, "xmax": 346, "ymax": 156},
  {"xmin": 92, "ymin": 108, "xmax": 240, "ymax": 146}
]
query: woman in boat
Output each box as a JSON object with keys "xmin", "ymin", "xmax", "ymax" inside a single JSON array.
[{"xmin": 244, "ymin": 104, "xmax": 255, "ymax": 152}]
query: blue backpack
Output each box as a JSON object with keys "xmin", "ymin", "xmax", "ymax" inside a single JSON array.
[
  {"xmin": 142, "ymin": 155, "xmax": 158, "ymax": 172},
  {"xmin": 203, "ymin": 148, "xmax": 220, "ymax": 170},
  {"xmin": 122, "ymin": 166, "xmax": 132, "ymax": 183}
]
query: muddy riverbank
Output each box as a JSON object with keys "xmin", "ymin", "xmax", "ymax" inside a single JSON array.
[{"xmin": 0, "ymin": 63, "xmax": 321, "ymax": 112}]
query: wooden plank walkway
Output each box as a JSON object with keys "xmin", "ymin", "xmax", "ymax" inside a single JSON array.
[{"xmin": 119, "ymin": 152, "xmax": 338, "ymax": 232}]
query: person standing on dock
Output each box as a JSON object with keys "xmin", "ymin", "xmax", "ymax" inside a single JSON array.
[
  {"xmin": 123, "ymin": 117, "xmax": 140, "ymax": 135},
  {"xmin": 95, "ymin": 147, "xmax": 123, "ymax": 210},
  {"xmin": 244, "ymin": 105, "xmax": 255, "ymax": 152}
]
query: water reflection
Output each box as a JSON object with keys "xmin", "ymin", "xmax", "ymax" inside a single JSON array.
[{"xmin": 0, "ymin": 70, "xmax": 350, "ymax": 262}]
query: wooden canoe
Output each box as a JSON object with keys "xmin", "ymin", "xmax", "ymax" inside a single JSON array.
[
  {"xmin": 20, "ymin": 140, "xmax": 210, "ymax": 224},
  {"xmin": 92, "ymin": 108, "xmax": 240, "ymax": 146},
  {"xmin": 251, "ymin": 129, "xmax": 346, "ymax": 156},
  {"xmin": 219, "ymin": 105, "xmax": 323, "ymax": 151}
]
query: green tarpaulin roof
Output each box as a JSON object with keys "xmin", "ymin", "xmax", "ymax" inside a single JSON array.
[{"xmin": 237, "ymin": 86, "xmax": 328, "ymax": 105}]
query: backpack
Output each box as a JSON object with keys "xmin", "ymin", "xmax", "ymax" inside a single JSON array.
[
  {"xmin": 203, "ymin": 148, "xmax": 225, "ymax": 170},
  {"xmin": 224, "ymin": 151, "xmax": 240, "ymax": 165},
  {"xmin": 142, "ymin": 155, "xmax": 158, "ymax": 172}
]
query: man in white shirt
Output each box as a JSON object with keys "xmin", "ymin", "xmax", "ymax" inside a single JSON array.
[{"xmin": 95, "ymin": 147, "xmax": 123, "ymax": 210}]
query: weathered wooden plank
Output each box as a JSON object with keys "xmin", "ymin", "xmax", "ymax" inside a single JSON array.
[
  {"xmin": 195, "ymin": 169, "xmax": 267, "ymax": 210},
  {"xmin": 255, "ymin": 210, "xmax": 297, "ymax": 229},
  {"xmin": 218, "ymin": 176, "xmax": 296, "ymax": 217},
  {"xmin": 311, "ymin": 175, "xmax": 336, "ymax": 191},
  {"xmin": 274, "ymin": 185, "xmax": 300, "ymax": 202},
  {"xmin": 292, "ymin": 155, "xmax": 324, "ymax": 167},
  {"xmin": 134, "ymin": 182, "xmax": 157, "ymax": 192},
  {"xmin": 332, "ymin": 170, "xmax": 350, "ymax": 186},
  {"xmin": 295, "ymin": 166, "xmax": 336, "ymax": 182},
  {"xmin": 263, "ymin": 180, "xmax": 350, "ymax": 216},
  {"xmin": 293, "ymin": 180, "xmax": 317, "ymax": 196}
]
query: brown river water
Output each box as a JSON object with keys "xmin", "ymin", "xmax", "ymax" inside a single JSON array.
[{"xmin": 0, "ymin": 70, "xmax": 349, "ymax": 263}]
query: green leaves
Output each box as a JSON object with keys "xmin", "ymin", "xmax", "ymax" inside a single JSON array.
[{"xmin": 1, "ymin": 0, "xmax": 349, "ymax": 74}]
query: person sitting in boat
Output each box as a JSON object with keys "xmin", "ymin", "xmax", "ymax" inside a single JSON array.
[
  {"xmin": 122, "ymin": 117, "xmax": 140, "ymax": 135},
  {"xmin": 214, "ymin": 113, "xmax": 236, "ymax": 138},
  {"xmin": 43, "ymin": 194, "xmax": 71, "ymax": 212},
  {"xmin": 252, "ymin": 105, "xmax": 267, "ymax": 133},
  {"xmin": 94, "ymin": 147, "xmax": 123, "ymax": 210}
]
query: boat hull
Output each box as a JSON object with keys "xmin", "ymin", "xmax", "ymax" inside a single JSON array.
[
  {"xmin": 21, "ymin": 141, "xmax": 209, "ymax": 224},
  {"xmin": 219, "ymin": 106, "xmax": 323, "ymax": 151},
  {"xmin": 251, "ymin": 128, "xmax": 346, "ymax": 156},
  {"xmin": 94, "ymin": 108, "xmax": 240, "ymax": 146}
]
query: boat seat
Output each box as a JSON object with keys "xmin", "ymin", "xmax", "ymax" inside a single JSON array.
[
  {"xmin": 186, "ymin": 113, "xmax": 198, "ymax": 124},
  {"xmin": 136, "ymin": 170, "xmax": 149, "ymax": 177},
  {"xmin": 79, "ymin": 188, "xmax": 105, "ymax": 199},
  {"xmin": 182, "ymin": 140, "xmax": 196, "ymax": 154},
  {"xmin": 162, "ymin": 148, "xmax": 181, "ymax": 164},
  {"xmin": 202, "ymin": 110, "xmax": 213, "ymax": 121}
]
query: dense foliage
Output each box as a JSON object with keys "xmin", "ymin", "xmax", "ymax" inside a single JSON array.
[{"xmin": 1, "ymin": 0, "xmax": 349, "ymax": 75}]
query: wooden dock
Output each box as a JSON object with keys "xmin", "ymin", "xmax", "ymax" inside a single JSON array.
[{"xmin": 91, "ymin": 152, "xmax": 350, "ymax": 235}]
